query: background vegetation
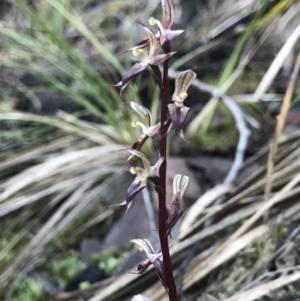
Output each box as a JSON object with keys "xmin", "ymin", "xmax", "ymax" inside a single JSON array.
[{"xmin": 0, "ymin": 0, "xmax": 300, "ymax": 300}]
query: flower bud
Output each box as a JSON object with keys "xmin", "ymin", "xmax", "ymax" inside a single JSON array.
[
  {"xmin": 172, "ymin": 70, "xmax": 196, "ymax": 107},
  {"xmin": 166, "ymin": 174, "xmax": 189, "ymax": 237}
]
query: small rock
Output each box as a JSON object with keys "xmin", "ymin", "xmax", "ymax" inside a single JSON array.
[
  {"xmin": 80, "ymin": 238, "xmax": 102, "ymax": 262},
  {"xmin": 101, "ymin": 194, "xmax": 151, "ymax": 251}
]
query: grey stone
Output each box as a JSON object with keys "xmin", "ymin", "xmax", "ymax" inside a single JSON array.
[
  {"xmin": 101, "ymin": 194, "xmax": 151, "ymax": 251},
  {"xmin": 80, "ymin": 238, "xmax": 102, "ymax": 262}
]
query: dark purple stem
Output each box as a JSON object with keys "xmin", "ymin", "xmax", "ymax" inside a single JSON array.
[{"xmin": 158, "ymin": 52, "xmax": 177, "ymax": 300}]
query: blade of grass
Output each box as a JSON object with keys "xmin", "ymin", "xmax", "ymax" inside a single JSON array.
[
  {"xmin": 1, "ymin": 1, "xmax": 126, "ymax": 128},
  {"xmin": 43, "ymin": 0, "xmax": 140, "ymax": 100},
  {"xmin": 186, "ymin": 0, "xmax": 290, "ymax": 137},
  {"xmin": 171, "ymin": 32, "xmax": 237, "ymax": 71},
  {"xmin": 263, "ymin": 51, "xmax": 300, "ymax": 220},
  {"xmin": 0, "ymin": 111, "xmax": 119, "ymax": 145}
]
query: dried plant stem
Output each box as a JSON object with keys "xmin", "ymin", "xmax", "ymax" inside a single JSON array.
[
  {"xmin": 158, "ymin": 57, "xmax": 177, "ymax": 301},
  {"xmin": 264, "ymin": 51, "xmax": 300, "ymax": 221}
]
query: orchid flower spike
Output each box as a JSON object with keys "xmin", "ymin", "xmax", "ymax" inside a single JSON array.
[
  {"xmin": 112, "ymin": 150, "xmax": 164, "ymax": 212},
  {"xmin": 168, "ymin": 70, "xmax": 196, "ymax": 138},
  {"xmin": 113, "ymin": 24, "xmax": 175, "ymax": 95},
  {"xmin": 130, "ymin": 239, "xmax": 168, "ymax": 293},
  {"xmin": 166, "ymin": 174, "xmax": 189, "ymax": 237}
]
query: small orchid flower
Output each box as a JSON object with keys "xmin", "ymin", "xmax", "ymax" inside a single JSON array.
[
  {"xmin": 149, "ymin": 0, "xmax": 184, "ymax": 45},
  {"xmin": 113, "ymin": 150, "xmax": 164, "ymax": 212},
  {"xmin": 113, "ymin": 24, "xmax": 175, "ymax": 95},
  {"xmin": 130, "ymin": 239, "xmax": 168, "ymax": 293},
  {"xmin": 172, "ymin": 70, "xmax": 196, "ymax": 107},
  {"xmin": 166, "ymin": 174, "xmax": 189, "ymax": 237},
  {"xmin": 121, "ymin": 0, "xmax": 183, "ymax": 55},
  {"xmin": 129, "ymin": 102, "xmax": 161, "ymax": 153},
  {"xmin": 168, "ymin": 105, "xmax": 190, "ymax": 139},
  {"xmin": 168, "ymin": 70, "xmax": 196, "ymax": 138},
  {"xmin": 130, "ymin": 102, "xmax": 161, "ymax": 139}
]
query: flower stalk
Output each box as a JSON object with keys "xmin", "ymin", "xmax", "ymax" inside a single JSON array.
[{"xmin": 157, "ymin": 43, "xmax": 178, "ymax": 300}]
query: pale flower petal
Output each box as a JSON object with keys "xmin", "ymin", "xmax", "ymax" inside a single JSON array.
[
  {"xmin": 131, "ymin": 239, "xmax": 155, "ymax": 255},
  {"xmin": 130, "ymin": 102, "xmax": 151, "ymax": 127},
  {"xmin": 173, "ymin": 174, "xmax": 189, "ymax": 198},
  {"xmin": 162, "ymin": 0, "xmax": 175, "ymax": 29},
  {"xmin": 149, "ymin": 156, "xmax": 165, "ymax": 177},
  {"xmin": 172, "ymin": 70, "xmax": 196, "ymax": 106},
  {"xmin": 127, "ymin": 149, "xmax": 151, "ymax": 172}
]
